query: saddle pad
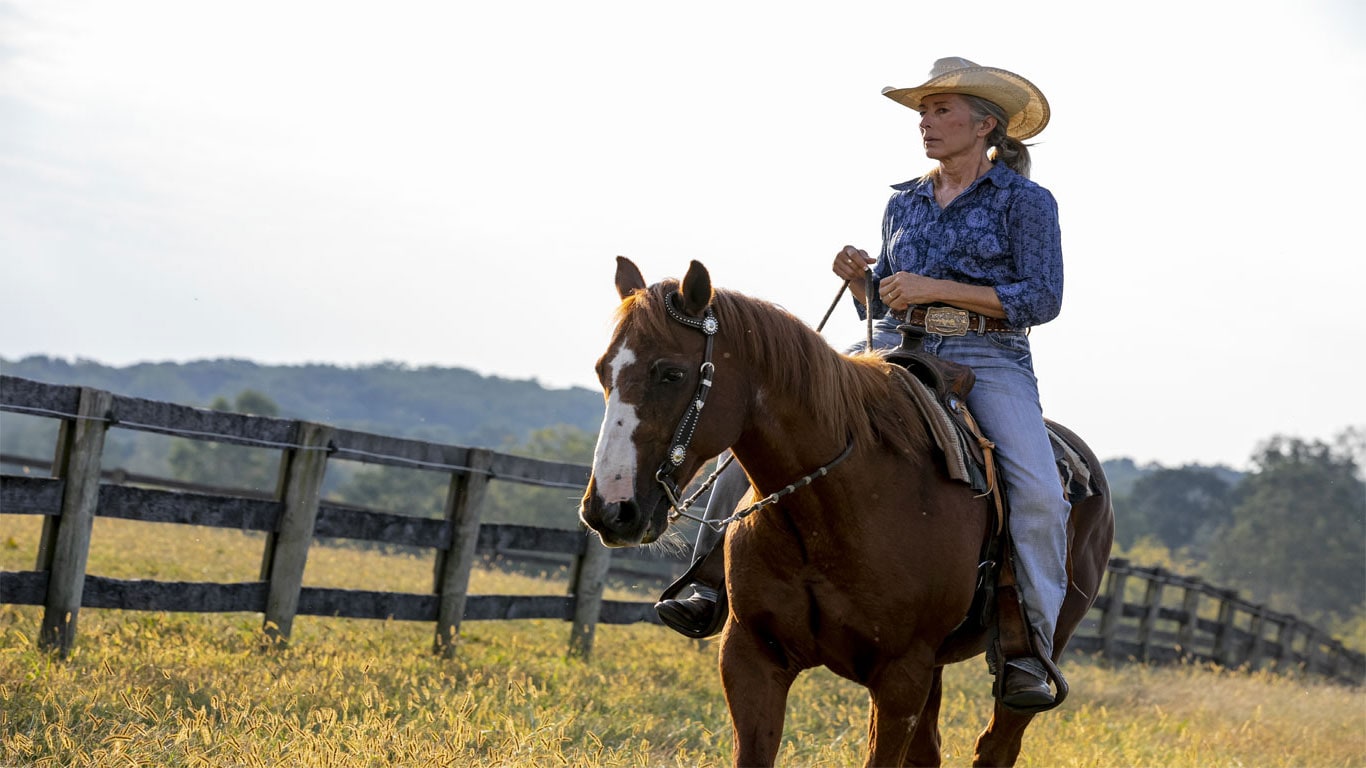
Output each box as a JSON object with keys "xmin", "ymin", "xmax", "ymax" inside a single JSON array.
[
  {"xmin": 1045, "ymin": 422, "xmax": 1097, "ymax": 505},
  {"xmin": 893, "ymin": 367, "xmax": 1095, "ymax": 505},
  {"xmin": 892, "ymin": 368, "xmax": 978, "ymax": 488}
]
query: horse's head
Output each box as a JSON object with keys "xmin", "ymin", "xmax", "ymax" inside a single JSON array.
[{"xmin": 579, "ymin": 257, "xmax": 745, "ymax": 546}]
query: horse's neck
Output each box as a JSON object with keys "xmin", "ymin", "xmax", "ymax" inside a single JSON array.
[
  {"xmin": 727, "ymin": 365, "xmax": 939, "ymax": 527},
  {"xmin": 731, "ymin": 401, "xmax": 849, "ymax": 500}
]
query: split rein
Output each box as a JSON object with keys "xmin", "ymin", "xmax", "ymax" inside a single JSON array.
[{"xmin": 658, "ymin": 272, "xmax": 871, "ymax": 533}]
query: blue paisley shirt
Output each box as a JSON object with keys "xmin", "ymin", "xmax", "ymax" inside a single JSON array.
[{"xmin": 858, "ymin": 163, "xmax": 1063, "ymax": 329}]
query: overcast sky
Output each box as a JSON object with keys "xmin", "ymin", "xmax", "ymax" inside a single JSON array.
[{"xmin": 2, "ymin": 0, "xmax": 1363, "ymax": 469}]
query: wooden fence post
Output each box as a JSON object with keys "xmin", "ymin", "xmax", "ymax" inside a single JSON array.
[
  {"xmin": 1136, "ymin": 568, "xmax": 1164, "ymax": 662},
  {"xmin": 1246, "ymin": 608, "xmax": 1269, "ymax": 670},
  {"xmin": 260, "ymin": 421, "xmax": 332, "ymax": 647},
  {"xmin": 1304, "ymin": 629, "xmax": 1328, "ymax": 676},
  {"xmin": 1275, "ymin": 617, "xmax": 1299, "ymax": 670},
  {"xmin": 1176, "ymin": 579, "xmax": 1200, "ymax": 660},
  {"xmin": 1212, "ymin": 589, "xmax": 1240, "ymax": 667},
  {"xmin": 568, "ymin": 535, "xmax": 613, "ymax": 660},
  {"xmin": 35, "ymin": 417, "xmax": 77, "ymax": 572},
  {"xmin": 1098, "ymin": 559, "xmax": 1129, "ymax": 659},
  {"xmin": 433, "ymin": 448, "xmax": 493, "ymax": 658},
  {"xmin": 38, "ymin": 387, "xmax": 113, "ymax": 656}
]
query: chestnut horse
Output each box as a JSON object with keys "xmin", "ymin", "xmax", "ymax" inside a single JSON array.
[{"xmin": 579, "ymin": 257, "xmax": 1114, "ymax": 767}]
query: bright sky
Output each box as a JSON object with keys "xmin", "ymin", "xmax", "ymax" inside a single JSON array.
[{"xmin": 2, "ymin": 0, "xmax": 1364, "ymax": 470}]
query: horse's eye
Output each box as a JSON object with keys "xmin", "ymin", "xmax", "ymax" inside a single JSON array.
[{"xmin": 654, "ymin": 363, "xmax": 687, "ymax": 385}]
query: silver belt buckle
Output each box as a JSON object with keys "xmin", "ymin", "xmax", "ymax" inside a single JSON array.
[{"xmin": 924, "ymin": 306, "xmax": 970, "ymax": 336}]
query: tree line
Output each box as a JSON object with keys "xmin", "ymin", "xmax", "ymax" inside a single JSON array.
[
  {"xmin": 1106, "ymin": 428, "xmax": 1364, "ymax": 649},
  {"xmin": 0, "ymin": 355, "xmax": 605, "ymax": 455}
]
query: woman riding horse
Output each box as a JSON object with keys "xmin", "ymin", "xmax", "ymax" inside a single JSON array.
[
  {"xmin": 582, "ymin": 255, "xmax": 1112, "ymax": 766},
  {"xmin": 656, "ymin": 57, "xmax": 1070, "ymax": 710}
]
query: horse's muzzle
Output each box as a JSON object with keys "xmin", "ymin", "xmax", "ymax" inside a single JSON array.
[{"xmin": 580, "ymin": 490, "xmax": 666, "ymax": 547}]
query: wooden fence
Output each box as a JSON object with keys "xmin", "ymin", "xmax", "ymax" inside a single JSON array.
[
  {"xmin": 0, "ymin": 374, "xmax": 670, "ymax": 661},
  {"xmin": 1, "ymin": 375, "xmax": 1361, "ymax": 684},
  {"xmin": 1070, "ymin": 559, "xmax": 1362, "ymax": 684}
]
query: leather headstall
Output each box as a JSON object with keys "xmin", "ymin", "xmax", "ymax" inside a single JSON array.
[{"xmin": 654, "ymin": 291, "xmax": 719, "ymax": 511}]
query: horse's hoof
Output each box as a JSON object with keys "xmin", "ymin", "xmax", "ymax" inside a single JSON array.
[
  {"xmin": 1000, "ymin": 666, "xmax": 1054, "ymax": 711},
  {"xmin": 655, "ymin": 592, "xmax": 725, "ymax": 638}
]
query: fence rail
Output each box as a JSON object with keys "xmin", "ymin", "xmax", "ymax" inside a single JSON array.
[{"xmin": 1, "ymin": 375, "xmax": 1361, "ymax": 683}]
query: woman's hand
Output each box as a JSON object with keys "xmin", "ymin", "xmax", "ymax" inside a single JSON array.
[
  {"xmin": 833, "ymin": 245, "xmax": 874, "ymax": 282},
  {"xmin": 880, "ymin": 272, "xmax": 941, "ymax": 311},
  {"xmin": 833, "ymin": 245, "xmax": 876, "ymax": 303}
]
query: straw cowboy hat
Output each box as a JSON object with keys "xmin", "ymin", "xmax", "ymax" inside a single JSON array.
[{"xmin": 882, "ymin": 57, "xmax": 1050, "ymax": 140}]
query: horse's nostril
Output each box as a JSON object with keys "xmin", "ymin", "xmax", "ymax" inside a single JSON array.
[{"xmin": 608, "ymin": 499, "xmax": 640, "ymax": 531}]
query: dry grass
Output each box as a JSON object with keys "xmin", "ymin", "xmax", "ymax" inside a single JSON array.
[{"xmin": 2, "ymin": 516, "xmax": 1364, "ymax": 766}]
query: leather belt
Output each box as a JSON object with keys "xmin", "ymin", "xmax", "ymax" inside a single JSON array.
[{"xmin": 892, "ymin": 305, "xmax": 1021, "ymax": 335}]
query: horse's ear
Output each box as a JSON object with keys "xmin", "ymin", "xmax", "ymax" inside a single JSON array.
[
  {"xmin": 614, "ymin": 256, "xmax": 647, "ymax": 299},
  {"xmin": 680, "ymin": 260, "xmax": 713, "ymax": 316}
]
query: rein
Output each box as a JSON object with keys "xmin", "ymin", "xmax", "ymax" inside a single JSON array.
[
  {"xmin": 657, "ymin": 279, "xmax": 860, "ymax": 531},
  {"xmin": 671, "ymin": 439, "xmax": 854, "ymax": 532}
]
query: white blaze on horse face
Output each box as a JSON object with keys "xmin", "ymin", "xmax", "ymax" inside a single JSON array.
[{"xmin": 592, "ymin": 343, "xmax": 640, "ymax": 503}]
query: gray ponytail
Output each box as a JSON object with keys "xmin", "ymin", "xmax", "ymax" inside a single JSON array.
[{"xmin": 964, "ymin": 94, "xmax": 1032, "ymax": 179}]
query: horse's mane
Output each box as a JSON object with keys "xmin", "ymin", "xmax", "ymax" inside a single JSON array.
[{"xmin": 619, "ymin": 281, "xmax": 931, "ymax": 460}]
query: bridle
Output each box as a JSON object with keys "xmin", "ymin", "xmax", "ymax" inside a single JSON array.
[
  {"xmin": 652, "ymin": 291, "xmax": 720, "ymax": 512},
  {"xmin": 654, "ymin": 290, "xmax": 854, "ymax": 532}
]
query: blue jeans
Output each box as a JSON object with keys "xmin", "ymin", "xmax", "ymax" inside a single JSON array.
[{"xmin": 857, "ymin": 315, "xmax": 1070, "ymax": 662}]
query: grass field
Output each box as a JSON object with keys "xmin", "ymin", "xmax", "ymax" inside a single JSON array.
[{"xmin": 2, "ymin": 517, "xmax": 1364, "ymax": 767}]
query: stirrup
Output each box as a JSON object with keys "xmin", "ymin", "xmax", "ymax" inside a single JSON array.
[
  {"xmin": 656, "ymin": 556, "xmax": 727, "ymax": 639},
  {"xmin": 989, "ymin": 642, "xmax": 1069, "ymax": 714}
]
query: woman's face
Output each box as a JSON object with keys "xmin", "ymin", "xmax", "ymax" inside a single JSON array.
[{"xmin": 917, "ymin": 93, "xmax": 992, "ymax": 162}]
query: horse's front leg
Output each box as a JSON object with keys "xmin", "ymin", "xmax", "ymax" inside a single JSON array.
[
  {"xmin": 865, "ymin": 650, "xmax": 937, "ymax": 767},
  {"xmin": 905, "ymin": 666, "xmax": 944, "ymax": 767},
  {"xmin": 719, "ymin": 624, "xmax": 798, "ymax": 767}
]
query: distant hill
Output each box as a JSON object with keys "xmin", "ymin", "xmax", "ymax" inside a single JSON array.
[
  {"xmin": 2, "ymin": 355, "xmax": 1214, "ymax": 492},
  {"xmin": 0, "ymin": 356, "xmax": 604, "ymax": 449},
  {"xmin": 1102, "ymin": 456, "xmax": 1242, "ymax": 498}
]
